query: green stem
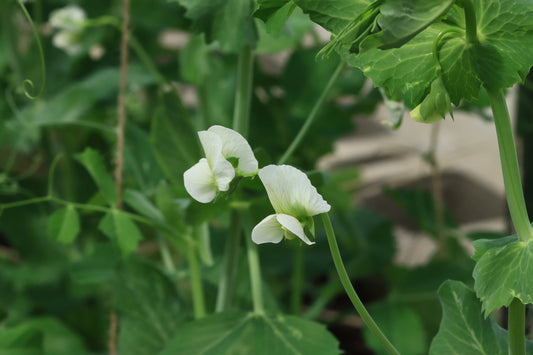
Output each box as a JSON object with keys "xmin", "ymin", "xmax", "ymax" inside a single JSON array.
[
  {"xmin": 215, "ymin": 211, "xmax": 242, "ymax": 312},
  {"xmin": 489, "ymin": 90, "xmax": 533, "ymax": 241},
  {"xmin": 278, "ymin": 60, "xmax": 345, "ymax": 164},
  {"xmin": 321, "ymin": 213, "xmax": 400, "ymax": 355},
  {"xmin": 187, "ymin": 243, "xmax": 206, "ymax": 319},
  {"xmin": 460, "ymin": 0, "xmax": 479, "ymax": 44},
  {"xmin": 509, "ymin": 298, "xmax": 526, "ymax": 355},
  {"xmin": 245, "ymin": 225, "xmax": 264, "ymax": 315},
  {"xmin": 232, "ymin": 45, "xmax": 254, "ymax": 136},
  {"xmin": 291, "ymin": 246, "xmax": 304, "ymax": 314}
]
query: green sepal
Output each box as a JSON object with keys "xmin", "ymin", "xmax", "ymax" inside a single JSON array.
[{"xmin": 409, "ymin": 76, "xmax": 451, "ymax": 123}]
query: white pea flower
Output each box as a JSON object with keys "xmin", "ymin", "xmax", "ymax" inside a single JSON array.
[
  {"xmin": 49, "ymin": 5, "xmax": 86, "ymax": 56},
  {"xmin": 252, "ymin": 165, "xmax": 331, "ymax": 245},
  {"xmin": 184, "ymin": 125, "xmax": 258, "ymax": 203}
]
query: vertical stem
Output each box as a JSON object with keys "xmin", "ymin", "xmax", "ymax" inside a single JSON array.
[
  {"xmin": 187, "ymin": 244, "xmax": 206, "ymax": 319},
  {"xmin": 321, "ymin": 213, "xmax": 399, "ymax": 355},
  {"xmin": 278, "ymin": 61, "xmax": 345, "ymax": 164},
  {"xmin": 216, "ymin": 211, "xmax": 242, "ymax": 312},
  {"xmin": 245, "ymin": 225, "xmax": 264, "ymax": 315},
  {"xmin": 291, "ymin": 246, "xmax": 304, "ymax": 314},
  {"xmin": 428, "ymin": 122, "xmax": 446, "ymax": 258},
  {"xmin": 509, "ymin": 298, "xmax": 526, "ymax": 355},
  {"xmin": 114, "ymin": 0, "xmax": 130, "ymax": 209},
  {"xmin": 489, "ymin": 90, "xmax": 533, "ymax": 241},
  {"xmin": 461, "ymin": 0, "xmax": 479, "ymax": 44},
  {"xmin": 232, "ymin": 45, "xmax": 254, "ymax": 136}
]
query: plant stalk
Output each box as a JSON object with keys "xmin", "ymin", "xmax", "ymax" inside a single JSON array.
[
  {"xmin": 461, "ymin": 0, "xmax": 479, "ymax": 44},
  {"xmin": 245, "ymin": 225, "xmax": 264, "ymax": 315},
  {"xmin": 278, "ymin": 60, "xmax": 345, "ymax": 164},
  {"xmin": 187, "ymin": 244, "xmax": 206, "ymax": 319},
  {"xmin": 321, "ymin": 213, "xmax": 400, "ymax": 355},
  {"xmin": 232, "ymin": 45, "xmax": 254, "ymax": 137},
  {"xmin": 509, "ymin": 298, "xmax": 526, "ymax": 355},
  {"xmin": 489, "ymin": 90, "xmax": 533, "ymax": 241}
]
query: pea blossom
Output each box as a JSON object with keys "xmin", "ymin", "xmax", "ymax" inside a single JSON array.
[
  {"xmin": 184, "ymin": 125, "xmax": 258, "ymax": 203},
  {"xmin": 49, "ymin": 5, "xmax": 86, "ymax": 55},
  {"xmin": 252, "ymin": 165, "xmax": 331, "ymax": 245}
]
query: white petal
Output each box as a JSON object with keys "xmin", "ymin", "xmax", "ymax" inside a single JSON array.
[
  {"xmin": 276, "ymin": 214, "xmax": 314, "ymax": 245},
  {"xmin": 208, "ymin": 125, "xmax": 258, "ymax": 174},
  {"xmin": 183, "ymin": 159, "xmax": 217, "ymax": 203},
  {"xmin": 198, "ymin": 130, "xmax": 235, "ymax": 191},
  {"xmin": 258, "ymin": 165, "xmax": 331, "ymax": 217},
  {"xmin": 251, "ymin": 215, "xmax": 284, "ymax": 244}
]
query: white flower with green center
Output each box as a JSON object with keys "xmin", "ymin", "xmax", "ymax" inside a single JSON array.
[
  {"xmin": 184, "ymin": 125, "xmax": 258, "ymax": 203},
  {"xmin": 252, "ymin": 165, "xmax": 331, "ymax": 245}
]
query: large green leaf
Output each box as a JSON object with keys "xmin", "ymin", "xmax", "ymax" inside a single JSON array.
[
  {"xmin": 160, "ymin": 311, "xmax": 340, "ymax": 355},
  {"xmin": 115, "ymin": 257, "xmax": 185, "ymax": 355},
  {"xmin": 472, "ymin": 236, "xmax": 533, "ymax": 316},
  {"xmin": 76, "ymin": 147, "xmax": 117, "ymax": 205},
  {"xmin": 429, "ymin": 280, "xmax": 533, "ymax": 354},
  {"xmin": 47, "ymin": 205, "xmax": 80, "ymax": 244},
  {"xmin": 168, "ymin": 0, "xmax": 257, "ymax": 53}
]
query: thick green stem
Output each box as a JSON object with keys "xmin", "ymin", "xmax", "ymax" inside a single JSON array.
[
  {"xmin": 216, "ymin": 212, "xmax": 242, "ymax": 312},
  {"xmin": 460, "ymin": 0, "xmax": 479, "ymax": 44},
  {"xmin": 509, "ymin": 298, "xmax": 526, "ymax": 355},
  {"xmin": 278, "ymin": 61, "xmax": 345, "ymax": 164},
  {"xmin": 321, "ymin": 213, "xmax": 399, "ymax": 355},
  {"xmin": 290, "ymin": 246, "xmax": 304, "ymax": 314},
  {"xmin": 232, "ymin": 45, "xmax": 254, "ymax": 137},
  {"xmin": 187, "ymin": 244, "xmax": 206, "ymax": 319},
  {"xmin": 489, "ymin": 90, "xmax": 533, "ymax": 241}
]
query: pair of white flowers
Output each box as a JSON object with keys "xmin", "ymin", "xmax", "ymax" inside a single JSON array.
[
  {"xmin": 49, "ymin": 5, "xmax": 86, "ymax": 56},
  {"xmin": 184, "ymin": 126, "xmax": 331, "ymax": 245}
]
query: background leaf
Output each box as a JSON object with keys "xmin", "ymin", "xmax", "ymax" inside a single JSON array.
[
  {"xmin": 75, "ymin": 148, "xmax": 117, "ymax": 205},
  {"xmin": 47, "ymin": 205, "xmax": 80, "ymax": 244}
]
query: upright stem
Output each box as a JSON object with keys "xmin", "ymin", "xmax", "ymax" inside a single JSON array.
[
  {"xmin": 232, "ymin": 45, "xmax": 254, "ymax": 137},
  {"xmin": 216, "ymin": 212, "xmax": 242, "ymax": 312},
  {"xmin": 291, "ymin": 246, "xmax": 304, "ymax": 314},
  {"xmin": 489, "ymin": 90, "xmax": 533, "ymax": 241},
  {"xmin": 187, "ymin": 244, "xmax": 206, "ymax": 319},
  {"xmin": 509, "ymin": 298, "xmax": 526, "ymax": 355},
  {"xmin": 278, "ymin": 61, "xmax": 345, "ymax": 164},
  {"xmin": 321, "ymin": 213, "xmax": 400, "ymax": 355},
  {"xmin": 461, "ymin": 0, "xmax": 479, "ymax": 45},
  {"xmin": 245, "ymin": 225, "xmax": 264, "ymax": 315}
]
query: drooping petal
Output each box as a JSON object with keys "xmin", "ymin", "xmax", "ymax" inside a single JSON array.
[
  {"xmin": 183, "ymin": 158, "xmax": 218, "ymax": 203},
  {"xmin": 276, "ymin": 214, "xmax": 314, "ymax": 245},
  {"xmin": 258, "ymin": 165, "xmax": 331, "ymax": 217},
  {"xmin": 251, "ymin": 214, "xmax": 284, "ymax": 244},
  {"xmin": 208, "ymin": 125, "xmax": 258, "ymax": 174},
  {"xmin": 198, "ymin": 130, "xmax": 235, "ymax": 191}
]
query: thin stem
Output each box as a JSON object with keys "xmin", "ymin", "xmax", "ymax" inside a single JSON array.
[
  {"xmin": 291, "ymin": 246, "xmax": 304, "ymax": 314},
  {"xmin": 187, "ymin": 244, "xmax": 206, "ymax": 319},
  {"xmin": 509, "ymin": 298, "xmax": 526, "ymax": 355},
  {"xmin": 321, "ymin": 213, "xmax": 400, "ymax": 355},
  {"xmin": 428, "ymin": 122, "xmax": 446, "ymax": 258},
  {"xmin": 489, "ymin": 90, "xmax": 533, "ymax": 241},
  {"xmin": 460, "ymin": 0, "xmax": 478, "ymax": 44},
  {"xmin": 232, "ymin": 45, "xmax": 254, "ymax": 136},
  {"xmin": 245, "ymin": 225, "xmax": 264, "ymax": 315},
  {"xmin": 216, "ymin": 211, "xmax": 242, "ymax": 312},
  {"xmin": 278, "ymin": 60, "xmax": 345, "ymax": 164},
  {"xmin": 114, "ymin": 0, "xmax": 130, "ymax": 210},
  {"xmin": 158, "ymin": 235, "xmax": 177, "ymax": 274}
]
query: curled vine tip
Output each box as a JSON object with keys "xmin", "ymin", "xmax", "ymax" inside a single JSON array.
[{"xmin": 17, "ymin": 0, "xmax": 46, "ymax": 99}]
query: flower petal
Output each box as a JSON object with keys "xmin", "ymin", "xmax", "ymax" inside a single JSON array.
[
  {"xmin": 251, "ymin": 214, "xmax": 284, "ymax": 244},
  {"xmin": 183, "ymin": 158, "xmax": 218, "ymax": 203},
  {"xmin": 208, "ymin": 125, "xmax": 258, "ymax": 174},
  {"xmin": 258, "ymin": 165, "xmax": 331, "ymax": 217},
  {"xmin": 276, "ymin": 214, "xmax": 314, "ymax": 245},
  {"xmin": 198, "ymin": 130, "xmax": 235, "ymax": 191}
]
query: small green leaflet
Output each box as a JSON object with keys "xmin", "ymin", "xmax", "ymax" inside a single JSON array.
[
  {"xmin": 429, "ymin": 280, "xmax": 533, "ymax": 354},
  {"xmin": 76, "ymin": 148, "xmax": 116, "ymax": 205},
  {"xmin": 254, "ymin": 0, "xmax": 296, "ymax": 35},
  {"xmin": 472, "ymin": 236, "xmax": 533, "ymax": 317},
  {"xmin": 48, "ymin": 205, "xmax": 80, "ymax": 243},
  {"xmin": 98, "ymin": 210, "xmax": 143, "ymax": 256},
  {"xmin": 159, "ymin": 311, "xmax": 341, "ymax": 355}
]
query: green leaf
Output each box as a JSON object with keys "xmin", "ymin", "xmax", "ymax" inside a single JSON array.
[
  {"xmin": 179, "ymin": 34, "xmax": 210, "ymax": 85},
  {"xmin": 123, "ymin": 189, "xmax": 165, "ymax": 223},
  {"xmin": 75, "ymin": 147, "xmax": 117, "ymax": 205},
  {"xmin": 160, "ymin": 311, "xmax": 341, "ymax": 355},
  {"xmin": 47, "ymin": 205, "xmax": 80, "ymax": 244},
  {"xmin": 99, "ymin": 211, "xmax": 144, "ymax": 256},
  {"xmin": 0, "ymin": 323, "xmax": 43, "ymax": 355},
  {"xmin": 115, "ymin": 257, "xmax": 185, "ymax": 355},
  {"xmin": 363, "ymin": 301, "xmax": 427, "ymax": 355},
  {"xmin": 150, "ymin": 88, "xmax": 201, "ymax": 181},
  {"xmin": 254, "ymin": 0, "xmax": 296, "ymax": 35},
  {"xmin": 472, "ymin": 237, "xmax": 533, "ymax": 316},
  {"xmin": 429, "ymin": 280, "xmax": 505, "ymax": 354},
  {"xmin": 169, "ymin": 0, "xmax": 257, "ymax": 53}
]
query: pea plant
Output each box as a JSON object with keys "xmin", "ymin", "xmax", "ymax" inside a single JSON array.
[{"xmin": 1, "ymin": 0, "xmax": 533, "ymax": 354}]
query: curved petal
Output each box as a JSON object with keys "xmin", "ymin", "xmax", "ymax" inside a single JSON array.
[
  {"xmin": 208, "ymin": 125, "xmax": 258, "ymax": 174},
  {"xmin": 251, "ymin": 215, "xmax": 284, "ymax": 244},
  {"xmin": 276, "ymin": 214, "xmax": 314, "ymax": 245},
  {"xmin": 198, "ymin": 130, "xmax": 234, "ymax": 191},
  {"xmin": 183, "ymin": 159, "xmax": 218, "ymax": 203},
  {"xmin": 258, "ymin": 165, "xmax": 331, "ymax": 217}
]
